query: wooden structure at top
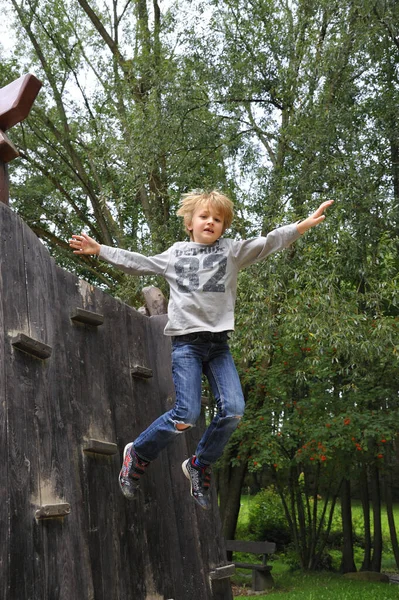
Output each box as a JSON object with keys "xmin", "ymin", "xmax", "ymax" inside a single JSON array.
[
  {"xmin": 0, "ymin": 76, "xmax": 233, "ymax": 600},
  {"xmin": 0, "ymin": 73, "xmax": 42, "ymax": 204}
]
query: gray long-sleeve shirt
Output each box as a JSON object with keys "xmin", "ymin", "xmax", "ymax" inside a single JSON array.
[{"xmin": 99, "ymin": 223, "xmax": 301, "ymax": 336}]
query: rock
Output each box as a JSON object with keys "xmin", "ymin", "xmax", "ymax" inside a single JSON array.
[
  {"xmin": 343, "ymin": 571, "xmax": 390, "ymax": 583},
  {"xmin": 142, "ymin": 286, "xmax": 167, "ymax": 315}
]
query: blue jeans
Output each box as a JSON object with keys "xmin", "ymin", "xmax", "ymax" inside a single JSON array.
[{"xmin": 133, "ymin": 335, "xmax": 245, "ymax": 465}]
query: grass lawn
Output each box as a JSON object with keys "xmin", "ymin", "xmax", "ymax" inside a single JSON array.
[
  {"xmin": 232, "ymin": 495, "xmax": 399, "ymax": 598},
  {"xmin": 234, "ymin": 571, "xmax": 399, "ymax": 599}
]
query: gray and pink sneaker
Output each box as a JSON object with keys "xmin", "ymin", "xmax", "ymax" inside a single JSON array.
[
  {"xmin": 182, "ymin": 456, "xmax": 212, "ymax": 510},
  {"xmin": 118, "ymin": 443, "xmax": 150, "ymax": 499}
]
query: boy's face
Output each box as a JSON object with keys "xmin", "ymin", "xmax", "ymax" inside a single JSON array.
[{"xmin": 188, "ymin": 203, "xmax": 224, "ymax": 244}]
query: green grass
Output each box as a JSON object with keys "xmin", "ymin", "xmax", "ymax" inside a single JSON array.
[
  {"xmin": 233, "ymin": 495, "xmax": 399, "ymax": 598},
  {"xmin": 235, "ymin": 571, "xmax": 398, "ymax": 599}
]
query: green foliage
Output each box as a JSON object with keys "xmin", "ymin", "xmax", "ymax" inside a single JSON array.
[
  {"xmin": 247, "ymin": 487, "xmax": 292, "ymax": 548},
  {"xmin": 2, "ymin": 0, "xmax": 242, "ymax": 294},
  {"xmin": 235, "ymin": 571, "xmax": 399, "ymax": 600},
  {"xmin": 236, "ymin": 495, "xmax": 399, "ymax": 569}
]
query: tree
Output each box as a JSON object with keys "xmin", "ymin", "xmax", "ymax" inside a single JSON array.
[
  {"xmin": 197, "ymin": 0, "xmax": 399, "ymax": 567},
  {"xmin": 2, "ymin": 0, "xmax": 239, "ymax": 296}
]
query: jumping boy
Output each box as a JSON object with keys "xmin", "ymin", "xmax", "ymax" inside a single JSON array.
[{"xmin": 70, "ymin": 190, "xmax": 333, "ymax": 509}]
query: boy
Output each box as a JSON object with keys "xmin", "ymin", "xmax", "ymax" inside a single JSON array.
[{"xmin": 70, "ymin": 190, "xmax": 333, "ymax": 509}]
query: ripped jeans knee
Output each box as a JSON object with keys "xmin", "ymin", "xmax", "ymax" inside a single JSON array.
[{"xmin": 174, "ymin": 421, "xmax": 193, "ymax": 432}]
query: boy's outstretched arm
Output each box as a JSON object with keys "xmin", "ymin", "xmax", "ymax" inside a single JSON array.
[
  {"xmin": 69, "ymin": 232, "xmax": 101, "ymax": 255},
  {"xmin": 296, "ymin": 200, "xmax": 334, "ymax": 234}
]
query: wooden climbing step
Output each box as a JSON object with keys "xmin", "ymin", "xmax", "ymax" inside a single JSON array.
[
  {"xmin": 209, "ymin": 564, "xmax": 235, "ymax": 580},
  {"xmin": 131, "ymin": 365, "xmax": 153, "ymax": 379},
  {"xmin": 11, "ymin": 333, "xmax": 52, "ymax": 359},
  {"xmin": 70, "ymin": 307, "xmax": 104, "ymax": 326},
  {"xmin": 83, "ymin": 439, "xmax": 118, "ymax": 455},
  {"xmin": 35, "ymin": 503, "xmax": 71, "ymax": 520}
]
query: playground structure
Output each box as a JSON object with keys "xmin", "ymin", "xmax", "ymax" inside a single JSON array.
[{"xmin": 0, "ymin": 75, "xmax": 233, "ymax": 600}]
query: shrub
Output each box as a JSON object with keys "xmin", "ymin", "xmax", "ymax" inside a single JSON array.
[{"xmin": 247, "ymin": 487, "xmax": 292, "ymax": 549}]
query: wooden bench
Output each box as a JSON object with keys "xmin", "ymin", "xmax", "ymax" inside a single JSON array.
[{"xmin": 225, "ymin": 540, "xmax": 276, "ymax": 591}]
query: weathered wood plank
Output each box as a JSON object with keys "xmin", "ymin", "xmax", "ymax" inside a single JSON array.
[
  {"xmin": 0, "ymin": 130, "xmax": 19, "ymax": 163},
  {"xmin": 35, "ymin": 503, "xmax": 71, "ymax": 520},
  {"xmin": 83, "ymin": 439, "xmax": 118, "ymax": 455},
  {"xmin": 0, "ymin": 205, "xmax": 9, "ymax": 599},
  {"xmin": 0, "ymin": 162, "xmax": 8, "ymax": 205},
  {"xmin": 0, "ymin": 73, "xmax": 42, "ymax": 206},
  {"xmin": 1, "ymin": 204, "xmax": 42, "ymax": 599},
  {"xmin": 83, "ymin": 295, "xmax": 149, "ymax": 599},
  {"xmin": 132, "ymin": 315, "xmax": 187, "ymax": 600},
  {"xmin": 131, "ymin": 364, "xmax": 153, "ymax": 379},
  {"xmin": 233, "ymin": 562, "xmax": 272, "ymax": 571},
  {"xmin": 70, "ymin": 307, "xmax": 104, "ymax": 326},
  {"xmin": 225, "ymin": 540, "xmax": 276, "ymax": 555},
  {"xmin": 22, "ymin": 219, "xmax": 79, "ymax": 600},
  {"xmin": 0, "ymin": 73, "xmax": 42, "ymax": 131},
  {"xmin": 209, "ymin": 564, "xmax": 236, "ymax": 580},
  {"xmin": 11, "ymin": 332, "xmax": 52, "ymax": 359},
  {"xmin": 59, "ymin": 270, "xmax": 109, "ymax": 599}
]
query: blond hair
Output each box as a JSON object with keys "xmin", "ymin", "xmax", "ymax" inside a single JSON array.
[{"xmin": 177, "ymin": 190, "xmax": 234, "ymax": 239}]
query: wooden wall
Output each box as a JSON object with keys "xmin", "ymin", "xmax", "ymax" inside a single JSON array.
[{"xmin": 0, "ymin": 202, "xmax": 232, "ymax": 600}]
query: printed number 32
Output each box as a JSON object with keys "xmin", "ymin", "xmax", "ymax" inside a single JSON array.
[{"xmin": 175, "ymin": 255, "xmax": 227, "ymax": 293}]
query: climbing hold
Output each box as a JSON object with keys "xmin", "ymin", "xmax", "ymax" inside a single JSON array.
[
  {"xmin": 11, "ymin": 333, "xmax": 52, "ymax": 360},
  {"xmin": 35, "ymin": 503, "xmax": 71, "ymax": 520},
  {"xmin": 70, "ymin": 307, "xmax": 104, "ymax": 326},
  {"xmin": 209, "ymin": 564, "xmax": 236, "ymax": 580},
  {"xmin": 131, "ymin": 365, "xmax": 153, "ymax": 379},
  {"xmin": 83, "ymin": 439, "xmax": 118, "ymax": 456}
]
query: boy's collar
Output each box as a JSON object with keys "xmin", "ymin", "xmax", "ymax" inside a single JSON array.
[{"xmin": 187, "ymin": 238, "xmax": 221, "ymax": 246}]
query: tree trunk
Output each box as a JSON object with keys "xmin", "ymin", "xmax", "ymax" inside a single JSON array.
[
  {"xmin": 370, "ymin": 464, "xmax": 383, "ymax": 572},
  {"xmin": 296, "ymin": 475, "xmax": 309, "ymax": 568},
  {"xmin": 391, "ymin": 136, "xmax": 399, "ymax": 203},
  {"xmin": 285, "ymin": 467, "xmax": 303, "ymax": 568},
  {"xmin": 359, "ymin": 465, "xmax": 372, "ymax": 571},
  {"xmin": 313, "ymin": 480, "xmax": 342, "ymax": 569},
  {"xmin": 217, "ymin": 448, "xmax": 249, "ymax": 545},
  {"xmin": 340, "ymin": 478, "xmax": 356, "ymax": 573},
  {"xmin": 384, "ymin": 467, "xmax": 399, "ymax": 570}
]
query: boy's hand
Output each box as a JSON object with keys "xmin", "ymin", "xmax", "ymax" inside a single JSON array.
[
  {"xmin": 69, "ymin": 232, "xmax": 101, "ymax": 255},
  {"xmin": 296, "ymin": 200, "xmax": 334, "ymax": 234}
]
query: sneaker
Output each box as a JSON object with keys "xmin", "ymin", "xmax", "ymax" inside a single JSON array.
[
  {"xmin": 118, "ymin": 443, "xmax": 149, "ymax": 499},
  {"xmin": 182, "ymin": 456, "xmax": 212, "ymax": 510}
]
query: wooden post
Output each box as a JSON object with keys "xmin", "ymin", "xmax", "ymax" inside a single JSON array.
[
  {"xmin": 0, "ymin": 162, "xmax": 9, "ymax": 205},
  {"xmin": 0, "ymin": 73, "xmax": 42, "ymax": 205},
  {"xmin": 142, "ymin": 286, "xmax": 168, "ymax": 315}
]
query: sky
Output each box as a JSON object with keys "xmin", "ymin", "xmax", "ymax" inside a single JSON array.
[{"xmin": 0, "ymin": 1, "xmax": 15, "ymax": 57}]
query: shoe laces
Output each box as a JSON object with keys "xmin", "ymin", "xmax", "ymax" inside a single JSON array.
[{"xmin": 191, "ymin": 458, "xmax": 211, "ymax": 492}]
